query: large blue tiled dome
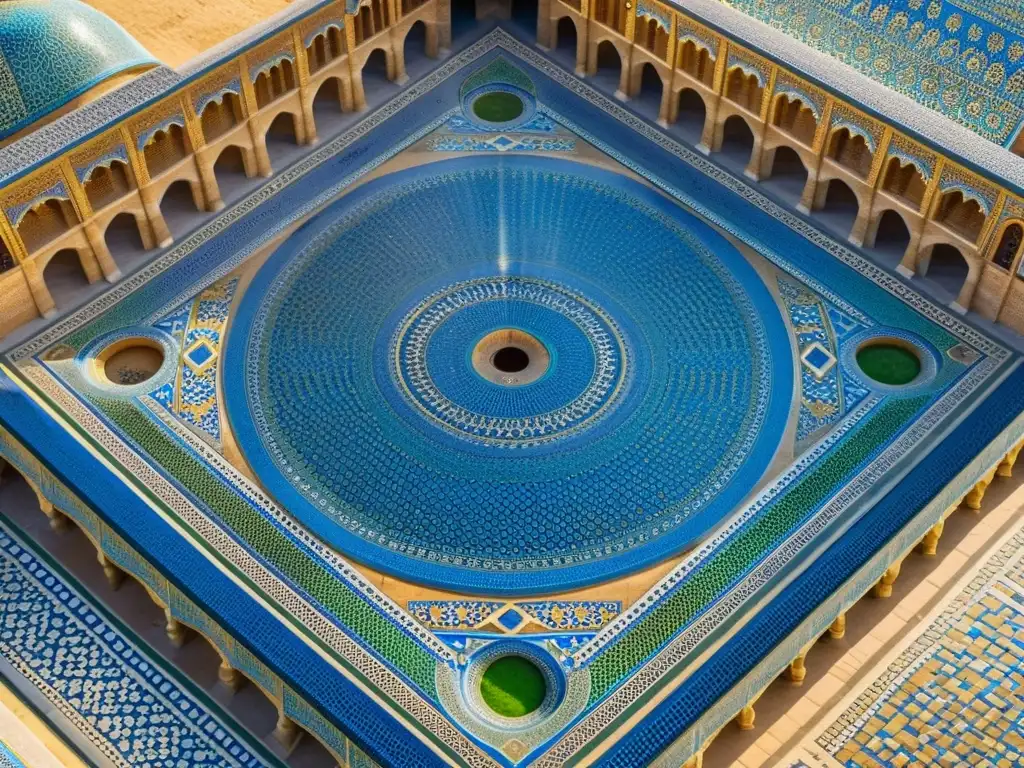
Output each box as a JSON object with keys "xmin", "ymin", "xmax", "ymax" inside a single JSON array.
[{"xmin": 0, "ymin": 0, "xmax": 157, "ymax": 141}]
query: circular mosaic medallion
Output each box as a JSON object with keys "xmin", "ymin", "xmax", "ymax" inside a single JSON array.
[
  {"xmin": 225, "ymin": 156, "xmax": 794, "ymax": 593},
  {"xmin": 389, "ymin": 275, "xmax": 629, "ymax": 446},
  {"xmin": 462, "ymin": 641, "xmax": 565, "ymax": 729}
]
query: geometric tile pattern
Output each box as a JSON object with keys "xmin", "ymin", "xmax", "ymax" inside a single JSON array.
[
  {"xmin": 819, "ymin": 530, "xmax": 1024, "ymax": 768},
  {"xmin": 425, "ymin": 133, "xmax": 576, "ymax": 152},
  {"xmin": 837, "ymin": 595, "xmax": 1024, "ymax": 767},
  {"xmin": 408, "ymin": 600, "xmax": 620, "ymax": 632},
  {"xmin": 724, "ymin": 0, "xmax": 1024, "ymax": 146},
  {"xmin": 777, "ymin": 276, "xmax": 870, "ymax": 445},
  {"xmin": 151, "ymin": 276, "xmax": 237, "ymax": 444},
  {"xmin": 444, "ymin": 112, "xmax": 558, "ymax": 134},
  {"xmin": 0, "ymin": 520, "xmax": 275, "ymax": 768},
  {"xmin": 427, "ymin": 111, "xmax": 574, "ymax": 151}
]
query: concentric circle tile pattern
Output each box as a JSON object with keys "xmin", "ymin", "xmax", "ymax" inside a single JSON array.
[{"xmin": 225, "ymin": 156, "xmax": 794, "ymax": 593}]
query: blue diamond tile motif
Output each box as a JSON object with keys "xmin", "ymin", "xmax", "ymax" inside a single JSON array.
[
  {"xmin": 804, "ymin": 346, "xmax": 831, "ymax": 370},
  {"xmin": 496, "ymin": 608, "xmax": 525, "ymax": 631},
  {"xmin": 186, "ymin": 341, "xmax": 216, "ymax": 370}
]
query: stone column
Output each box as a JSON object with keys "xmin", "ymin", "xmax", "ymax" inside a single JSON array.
[
  {"xmin": 139, "ymin": 185, "xmax": 174, "ymax": 247},
  {"xmin": 657, "ymin": 75, "xmax": 673, "ymax": 127},
  {"xmin": 20, "ymin": 258, "xmax": 57, "ymax": 318},
  {"xmin": 247, "ymin": 120, "xmax": 274, "ymax": 177},
  {"xmin": 896, "ymin": 231, "xmax": 923, "ymax": 279},
  {"xmin": 536, "ymin": 0, "xmax": 552, "ymax": 49},
  {"xmin": 436, "ymin": 0, "xmax": 452, "ymax": 54},
  {"xmin": 84, "ymin": 220, "xmax": 121, "ymax": 282},
  {"xmin": 920, "ymin": 520, "xmax": 944, "ymax": 556},
  {"xmin": 699, "ymin": 95, "xmax": 722, "ymax": 154},
  {"xmin": 273, "ymin": 710, "xmax": 302, "ymax": 751},
  {"xmin": 299, "ymin": 86, "xmax": 319, "ymax": 145},
  {"xmin": 391, "ymin": 29, "xmax": 409, "ymax": 85},
  {"xmin": 218, "ymin": 658, "xmax": 245, "ymax": 692},
  {"xmin": 848, "ymin": 198, "xmax": 874, "ymax": 247},
  {"xmin": 97, "ymin": 551, "xmax": 125, "ymax": 590},
  {"xmin": 952, "ymin": 263, "xmax": 982, "ymax": 315},
  {"xmin": 873, "ymin": 560, "xmax": 902, "ymax": 598},
  {"xmin": 828, "ymin": 612, "xmax": 846, "ymax": 640},
  {"xmin": 164, "ymin": 609, "xmax": 190, "ymax": 648}
]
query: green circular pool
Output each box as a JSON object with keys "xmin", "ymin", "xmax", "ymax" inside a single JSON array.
[
  {"xmin": 856, "ymin": 343, "xmax": 921, "ymax": 385},
  {"xmin": 479, "ymin": 656, "xmax": 547, "ymax": 717},
  {"xmin": 472, "ymin": 91, "xmax": 524, "ymax": 123}
]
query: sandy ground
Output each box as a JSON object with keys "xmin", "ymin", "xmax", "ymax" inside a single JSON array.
[{"xmin": 85, "ymin": 0, "xmax": 294, "ymax": 68}]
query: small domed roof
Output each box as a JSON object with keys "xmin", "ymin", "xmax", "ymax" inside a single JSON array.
[{"xmin": 0, "ymin": 0, "xmax": 158, "ymax": 141}]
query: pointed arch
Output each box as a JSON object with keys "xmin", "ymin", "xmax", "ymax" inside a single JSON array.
[
  {"xmin": 143, "ymin": 124, "xmax": 191, "ymax": 179},
  {"xmin": 200, "ymin": 93, "xmax": 243, "ymax": 143},
  {"xmin": 882, "ymin": 156, "xmax": 927, "ymax": 207},
  {"xmin": 677, "ymin": 40, "xmax": 714, "ymax": 87},
  {"xmin": 41, "ymin": 248, "xmax": 91, "ymax": 311},
  {"xmin": 17, "ymin": 198, "xmax": 78, "ymax": 254},
  {"xmin": 827, "ymin": 127, "xmax": 872, "ymax": 178},
  {"xmin": 772, "ymin": 94, "xmax": 817, "ymax": 146},
  {"xmin": 725, "ymin": 67, "xmax": 762, "ymax": 113},
  {"xmin": 83, "ymin": 160, "xmax": 134, "ymax": 212},
  {"xmin": 992, "ymin": 221, "xmax": 1024, "ymax": 270},
  {"xmin": 935, "ymin": 190, "xmax": 985, "ymax": 243},
  {"xmin": 306, "ymin": 27, "xmax": 345, "ymax": 74}
]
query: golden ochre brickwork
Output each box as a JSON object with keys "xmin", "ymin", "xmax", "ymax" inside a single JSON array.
[{"xmin": 818, "ymin": 532, "xmax": 1024, "ymax": 767}]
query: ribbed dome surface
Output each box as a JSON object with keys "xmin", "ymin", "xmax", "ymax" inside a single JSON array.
[{"xmin": 0, "ymin": 0, "xmax": 157, "ymax": 140}]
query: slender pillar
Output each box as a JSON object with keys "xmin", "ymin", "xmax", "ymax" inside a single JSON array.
[
  {"xmin": 246, "ymin": 120, "xmax": 274, "ymax": 177},
  {"xmin": 83, "ymin": 221, "xmax": 120, "ymax": 282},
  {"xmin": 920, "ymin": 520, "xmax": 944, "ymax": 556},
  {"xmin": 164, "ymin": 610, "xmax": 190, "ymax": 648},
  {"xmin": 97, "ymin": 551, "xmax": 125, "ymax": 590},
  {"xmin": 218, "ymin": 659, "xmax": 245, "ymax": 692},
  {"xmin": 138, "ymin": 185, "xmax": 173, "ymax": 247},
  {"xmin": 873, "ymin": 561, "xmax": 902, "ymax": 598},
  {"xmin": 736, "ymin": 703, "xmax": 756, "ymax": 730},
  {"xmin": 828, "ymin": 612, "xmax": 846, "ymax": 640},
  {"xmin": 273, "ymin": 710, "xmax": 302, "ymax": 751},
  {"xmin": 787, "ymin": 651, "xmax": 807, "ymax": 685}
]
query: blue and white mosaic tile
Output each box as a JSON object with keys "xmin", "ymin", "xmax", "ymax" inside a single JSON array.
[{"xmin": 0, "ymin": 521, "xmax": 277, "ymax": 768}]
